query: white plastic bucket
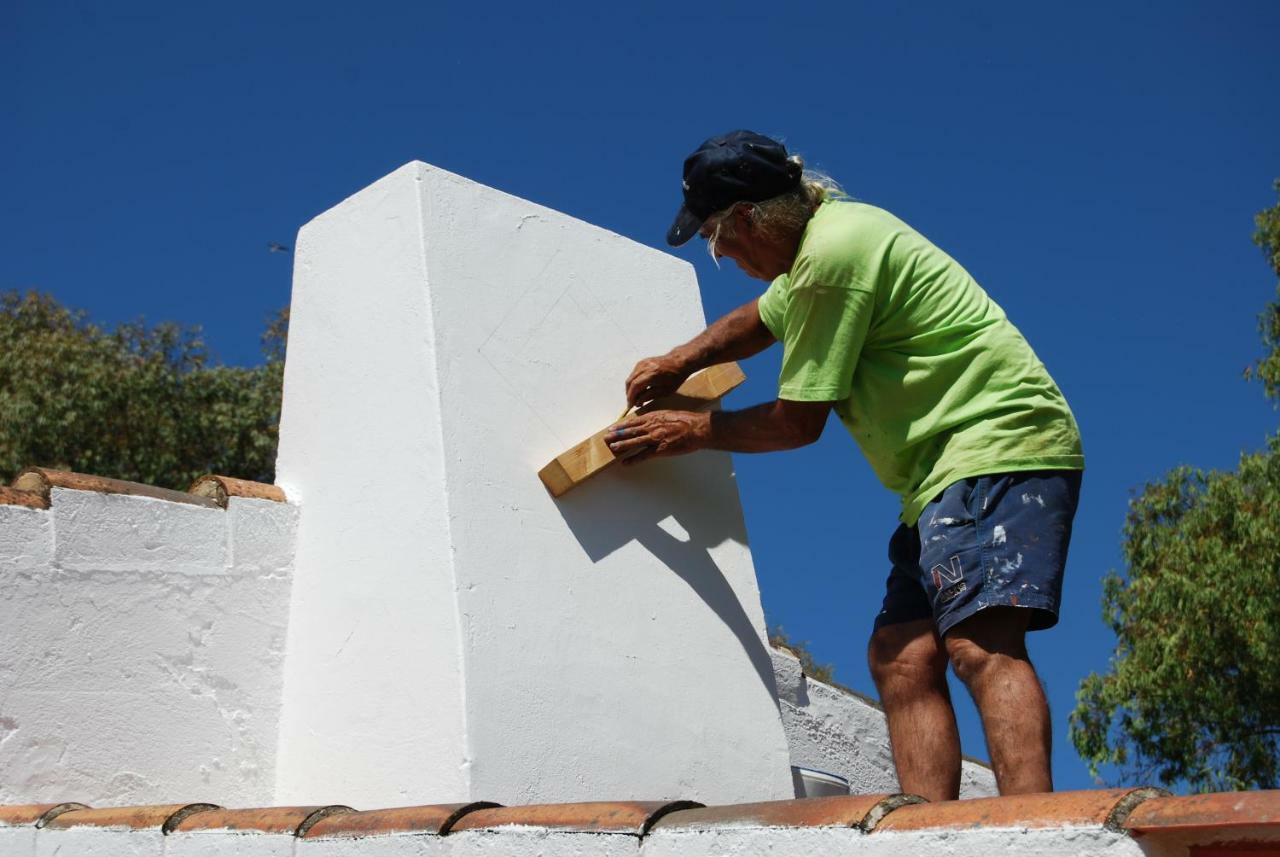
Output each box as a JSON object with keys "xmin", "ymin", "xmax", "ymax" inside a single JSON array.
[{"xmin": 791, "ymin": 765, "xmax": 851, "ymax": 797}]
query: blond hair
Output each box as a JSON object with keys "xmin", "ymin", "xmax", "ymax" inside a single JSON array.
[{"xmin": 704, "ymin": 157, "xmax": 846, "ymax": 266}]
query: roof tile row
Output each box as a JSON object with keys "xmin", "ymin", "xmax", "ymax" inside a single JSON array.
[
  {"xmin": 0, "ymin": 467, "xmax": 285, "ymax": 510},
  {"xmin": 2, "ymin": 789, "xmax": 1277, "ymax": 843}
]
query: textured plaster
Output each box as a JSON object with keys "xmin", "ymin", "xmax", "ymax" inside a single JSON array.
[
  {"xmin": 0, "ymin": 504, "xmax": 53, "ymax": 571},
  {"xmin": 642, "ymin": 826, "xmax": 1145, "ymax": 857},
  {"xmin": 165, "ymin": 831, "xmax": 298, "ymax": 857},
  {"xmin": 33, "ymin": 827, "xmax": 164, "ymax": 857},
  {"xmin": 0, "ymin": 824, "xmax": 1154, "ymax": 857},
  {"xmin": 299, "ymin": 834, "xmax": 450, "ymax": 857},
  {"xmin": 0, "ymin": 826, "xmax": 37, "ymax": 857},
  {"xmin": 274, "ymin": 161, "xmax": 794, "ymax": 807},
  {"xmin": 771, "ymin": 648, "xmax": 997, "ymax": 797},
  {"xmin": 0, "ymin": 491, "xmax": 296, "ymax": 806},
  {"xmin": 50, "ymin": 488, "xmax": 227, "ymax": 575}
]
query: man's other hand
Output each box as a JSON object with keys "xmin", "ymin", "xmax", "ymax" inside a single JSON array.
[{"xmin": 606, "ymin": 409, "xmax": 709, "ymax": 465}]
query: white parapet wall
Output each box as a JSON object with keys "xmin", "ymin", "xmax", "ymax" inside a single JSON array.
[
  {"xmin": 0, "ymin": 489, "xmax": 297, "ymax": 806},
  {"xmin": 273, "ymin": 161, "xmax": 795, "ymax": 808},
  {"xmin": 771, "ymin": 648, "xmax": 997, "ymax": 798}
]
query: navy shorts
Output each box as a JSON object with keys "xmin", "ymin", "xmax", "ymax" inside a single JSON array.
[{"xmin": 873, "ymin": 470, "xmax": 1082, "ymax": 637}]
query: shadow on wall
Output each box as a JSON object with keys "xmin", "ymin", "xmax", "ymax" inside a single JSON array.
[{"xmin": 552, "ymin": 451, "xmax": 780, "ymax": 701}]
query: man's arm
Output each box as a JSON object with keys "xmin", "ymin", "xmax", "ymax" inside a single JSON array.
[
  {"xmin": 606, "ymin": 399, "xmax": 832, "ymax": 464},
  {"xmin": 625, "ymin": 298, "xmax": 775, "ymax": 407}
]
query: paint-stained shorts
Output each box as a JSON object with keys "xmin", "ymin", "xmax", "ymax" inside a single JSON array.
[{"xmin": 873, "ymin": 470, "xmax": 1082, "ymax": 637}]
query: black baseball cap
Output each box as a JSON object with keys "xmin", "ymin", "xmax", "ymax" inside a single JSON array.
[{"xmin": 666, "ymin": 130, "xmax": 803, "ymax": 247}]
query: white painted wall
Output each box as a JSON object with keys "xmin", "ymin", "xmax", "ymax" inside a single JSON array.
[
  {"xmin": 772, "ymin": 649, "xmax": 997, "ymax": 798},
  {"xmin": 0, "ymin": 819, "xmax": 1166, "ymax": 857},
  {"xmin": 274, "ymin": 161, "xmax": 794, "ymax": 808},
  {"xmin": 0, "ymin": 490, "xmax": 296, "ymax": 806}
]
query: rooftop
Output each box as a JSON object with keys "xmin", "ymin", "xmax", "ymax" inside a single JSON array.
[{"xmin": 2, "ymin": 789, "xmax": 1277, "ymax": 856}]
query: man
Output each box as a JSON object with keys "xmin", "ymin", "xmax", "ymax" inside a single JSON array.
[{"xmin": 606, "ymin": 130, "xmax": 1083, "ymax": 801}]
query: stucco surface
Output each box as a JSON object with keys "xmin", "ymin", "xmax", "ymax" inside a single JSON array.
[
  {"xmin": 0, "ymin": 823, "xmax": 1154, "ymax": 857},
  {"xmin": 0, "ymin": 504, "xmax": 53, "ymax": 571},
  {"xmin": 274, "ymin": 161, "xmax": 793, "ymax": 807},
  {"xmin": 771, "ymin": 648, "xmax": 997, "ymax": 798},
  {"xmin": 0, "ymin": 492, "xmax": 296, "ymax": 806}
]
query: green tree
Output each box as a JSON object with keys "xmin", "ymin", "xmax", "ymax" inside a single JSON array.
[
  {"xmin": 1069, "ymin": 183, "xmax": 1280, "ymax": 792},
  {"xmin": 0, "ymin": 291, "xmax": 287, "ymax": 490}
]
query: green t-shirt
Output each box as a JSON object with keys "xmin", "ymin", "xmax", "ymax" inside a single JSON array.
[{"xmin": 757, "ymin": 199, "xmax": 1084, "ymax": 526}]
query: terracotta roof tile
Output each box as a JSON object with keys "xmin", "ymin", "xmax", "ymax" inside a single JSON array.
[
  {"xmin": 7, "ymin": 789, "xmax": 1278, "ymax": 845},
  {"xmin": 302, "ymin": 802, "xmax": 500, "ymax": 838},
  {"xmin": 44, "ymin": 803, "xmax": 219, "ymax": 833},
  {"xmin": 449, "ymin": 801, "xmax": 702, "ymax": 836},
  {"xmin": 169, "ymin": 806, "xmax": 354, "ymax": 836},
  {"xmin": 13, "ymin": 467, "xmax": 220, "ymax": 510},
  {"xmin": 188, "ymin": 475, "xmax": 286, "ymax": 507},
  {"xmin": 0, "ymin": 486, "xmax": 48, "ymax": 509},
  {"xmin": 652, "ymin": 794, "xmax": 923, "ymax": 833},
  {"xmin": 0, "ymin": 803, "xmax": 89, "ymax": 828},
  {"xmin": 1124, "ymin": 790, "xmax": 1280, "ymax": 836},
  {"xmin": 873, "ymin": 788, "xmax": 1167, "ymax": 833}
]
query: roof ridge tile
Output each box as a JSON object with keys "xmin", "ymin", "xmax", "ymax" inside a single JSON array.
[
  {"xmin": 1123, "ymin": 789, "xmax": 1280, "ymax": 835},
  {"xmin": 651, "ymin": 794, "xmax": 921, "ymax": 833},
  {"xmin": 449, "ymin": 800, "xmax": 702, "ymax": 836},
  {"xmin": 43, "ymin": 803, "xmax": 221, "ymax": 833},
  {"xmin": 302, "ymin": 801, "xmax": 502, "ymax": 839},
  {"xmin": 0, "ymin": 486, "xmax": 48, "ymax": 509},
  {"xmin": 13, "ymin": 467, "xmax": 220, "ymax": 510},
  {"xmin": 0, "ymin": 804, "xmax": 89, "ymax": 828},
  {"xmin": 872, "ymin": 788, "xmax": 1164, "ymax": 833},
  {"xmin": 169, "ymin": 805, "xmax": 355, "ymax": 836},
  {"xmin": 188, "ymin": 474, "xmax": 286, "ymax": 507}
]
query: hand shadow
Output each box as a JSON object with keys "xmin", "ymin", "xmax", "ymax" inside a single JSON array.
[{"xmin": 551, "ymin": 450, "xmax": 781, "ymax": 702}]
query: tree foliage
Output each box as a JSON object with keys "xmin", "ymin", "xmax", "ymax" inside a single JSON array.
[
  {"xmin": 1069, "ymin": 183, "xmax": 1280, "ymax": 792},
  {"xmin": 1246, "ymin": 179, "xmax": 1280, "ymax": 402},
  {"xmin": 0, "ymin": 291, "xmax": 286, "ymax": 490}
]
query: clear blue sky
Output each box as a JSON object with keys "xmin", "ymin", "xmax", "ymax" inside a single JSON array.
[{"xmin": 5, "ymin": 2, "xmax": 1277, "ymax": 793}]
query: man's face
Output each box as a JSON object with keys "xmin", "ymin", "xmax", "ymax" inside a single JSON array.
[{"xmin": 701, "ymin": 212, "xmax": 770, "ymax": 281}]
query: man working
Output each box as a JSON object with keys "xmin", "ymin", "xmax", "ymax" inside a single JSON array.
[{"xmin": 606, "ymin": 130, "xmax": 1083, "ymax": 800}]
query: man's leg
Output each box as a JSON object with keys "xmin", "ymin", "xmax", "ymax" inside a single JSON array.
[
  {"xmin": 944, "ymin": 607, "xmax": 1053, "ymax": 794},
  {"xmin": 868, "ymin": 618, "xmax": 962, "ymax": 802}
]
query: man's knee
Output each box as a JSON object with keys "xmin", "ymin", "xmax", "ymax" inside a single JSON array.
[
  {"xmin": 944, "ymin": 607, "xmax": 1032, "ymax": 686},
  {"xmin": 868, "ymin": 619, "xmax": 948, "ymax": 690}
]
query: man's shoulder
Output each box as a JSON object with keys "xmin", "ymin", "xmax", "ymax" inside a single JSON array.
[{"xmin": 795, "ymin": 200, "xmax": 908, "ymax": 289}]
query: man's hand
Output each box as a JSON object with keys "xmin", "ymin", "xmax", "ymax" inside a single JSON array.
[
  {"xmin": 608, "ymin": 399, "xmax": 832, "ymax": 468},
  {"xmin": 624, "ymin": 354, "xmax": 692, "ymax": 408},
  {"xmin": 606, "ymin": 409, "xmax": 710, "ymax": 465}
]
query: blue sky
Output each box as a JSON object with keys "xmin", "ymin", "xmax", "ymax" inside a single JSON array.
[{"xmin": 5, "ymin": 2, "xmax": 1277, "ymax": 792}]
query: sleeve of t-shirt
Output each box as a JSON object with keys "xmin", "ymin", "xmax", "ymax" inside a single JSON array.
[
  {"xmin": 756, "ymin": 274, "xmax": 788, "ymax": 340},
  {"xmin": 774, "ymin": 260, "xmax": 874, "ymax": 403}
]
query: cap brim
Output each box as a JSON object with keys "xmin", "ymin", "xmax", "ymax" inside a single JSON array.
[{"xmin": 666, "ymin": 205, "xmax": 704, "ymax": 247}]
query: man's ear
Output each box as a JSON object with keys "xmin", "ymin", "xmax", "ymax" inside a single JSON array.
[{"xmin": 735, "ymin": 203, "xmax": 756, "ymax": 230}]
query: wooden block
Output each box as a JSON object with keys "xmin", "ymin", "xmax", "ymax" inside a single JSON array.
[{"xmin": 538, "ymin": 362, "xmax": 746, "ymax": 497}]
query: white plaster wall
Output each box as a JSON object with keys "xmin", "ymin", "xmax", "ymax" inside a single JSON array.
[
  {"xmin": 275, "ymin": 161, "xmax": 794, "ymax": 808},
  {"xmin": 0, "ymin": 491, "xmax": 296, "ymax": 806},
  {"xmin": 771, "ymin": 648, "xmax": 997, "ymax": 798},
  {"xmin": 273, "ymin": 163, "xmax": 474, "ymax": 807},
  {"xmin": 0, "ymin": 823, "xmax": 1155, "ymax": 857},
  {"xmin": 641, "ymin": 827, "xmax": 1144, "ymax": 857}
]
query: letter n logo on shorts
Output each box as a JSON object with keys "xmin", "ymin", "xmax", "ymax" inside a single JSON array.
[{"xmin": 931, "ymin": 556, "xmax": 963, "ymax": 590}]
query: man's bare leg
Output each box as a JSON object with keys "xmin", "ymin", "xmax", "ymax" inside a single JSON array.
[
  {"xmin": 945, "ymin": 608, "xmax": 1053, "ymax": 794},
  {"xmin": 868, "ymin": 618, "xmax": 962, "ymax": 802}
]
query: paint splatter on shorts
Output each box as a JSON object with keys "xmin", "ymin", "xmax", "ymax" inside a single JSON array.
[{"xmin": 873, "ymin": 470, "xmax": 1082, "ymax": 636}]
